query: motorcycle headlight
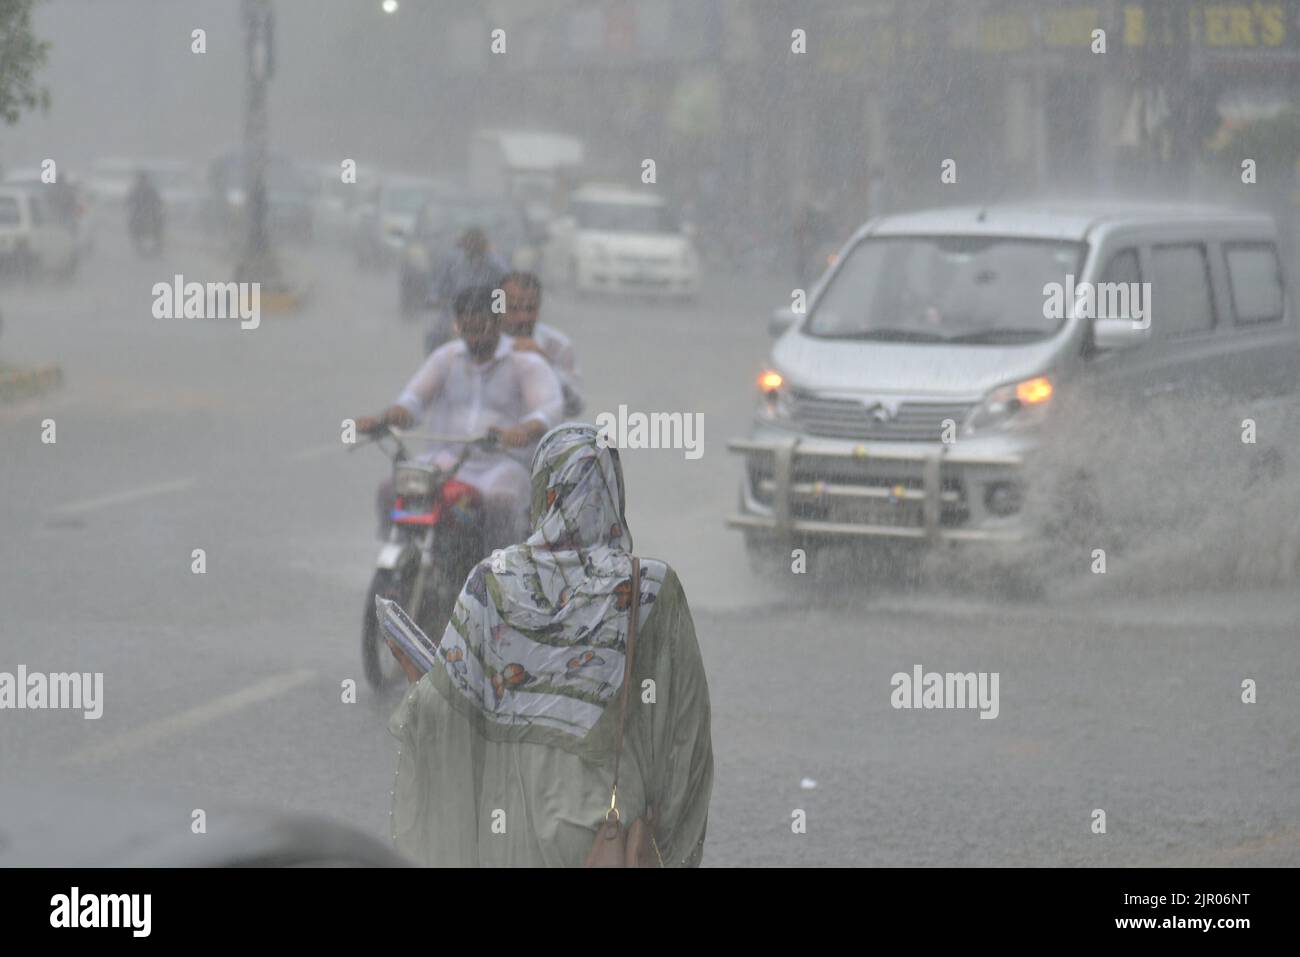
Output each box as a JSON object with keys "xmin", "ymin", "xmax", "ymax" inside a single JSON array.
[
  {"xmin": 394, "ymin": 464, "xmax": 436, "ymax": 498},
  {"xmin": 756, "ymin": 369, "xmax": 793, "ymax": 422},
  {"xmin": 963, "ymin": 376, "xmax": 1054, "ymax": 435}
]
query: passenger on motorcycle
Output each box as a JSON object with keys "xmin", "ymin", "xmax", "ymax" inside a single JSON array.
[
  {"xmin": 357, "ymin": 284, "xmax": 564, "ymax": 555},
  {"xmin": 501, "ymin": 271, "xmax": 585, "ymax": 418},
  {"xmin": 424, "ymin": 227, "xmax": 509, "ymax": 355}
]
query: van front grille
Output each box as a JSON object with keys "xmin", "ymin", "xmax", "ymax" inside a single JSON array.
[{"xmin": 789, "ymin": 390, "xmax": 974, "ymax": 442}]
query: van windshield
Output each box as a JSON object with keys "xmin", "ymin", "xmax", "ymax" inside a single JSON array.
[{"xmin": 806, "ymin": 235, "xmax": 1087, "ymax": 344}]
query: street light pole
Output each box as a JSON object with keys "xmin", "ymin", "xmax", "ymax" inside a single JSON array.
[{"xmin": 237, "ymin": 0, "xmax": 279, "ymax": 285}]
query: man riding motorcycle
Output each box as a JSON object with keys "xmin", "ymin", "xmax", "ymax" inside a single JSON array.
[
  {"xmin": 357, "ymin": 284, "xmax": 564, "ymax": 555},
  {"xmin": 126, "ymin": 171, "xmax": 165, "ymax": 254}
]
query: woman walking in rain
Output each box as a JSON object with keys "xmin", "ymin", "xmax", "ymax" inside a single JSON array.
[{"xmin": 387, "ymin": 423, "xmax": 714, "ymax": 866}]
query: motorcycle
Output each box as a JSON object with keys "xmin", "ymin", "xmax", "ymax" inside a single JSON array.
[{"xmin": 355, "ymin": 426, "xmax": 496, "ymax": 691}]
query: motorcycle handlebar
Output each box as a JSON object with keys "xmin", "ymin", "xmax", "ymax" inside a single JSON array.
[
  {"xmin": 388, "ymin": 429, "xmax": 499, "ymax": 448},
  {"xmin": 350, "ymin": 424, "xmax": 499, "ymax": 456}
]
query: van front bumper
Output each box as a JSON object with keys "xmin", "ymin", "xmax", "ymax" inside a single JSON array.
[{"xmin": 727, "ymin": 430, "xmax": 1032, "ymax": 544}]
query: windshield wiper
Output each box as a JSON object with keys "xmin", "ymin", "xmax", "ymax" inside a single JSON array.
[
  {"xmin": 819, "ymin": 329, "xmax": 949, "ymax": 343},
  {"xmin": 945, "ymin": 328, "xmax": 1047, "ymax": 344}
]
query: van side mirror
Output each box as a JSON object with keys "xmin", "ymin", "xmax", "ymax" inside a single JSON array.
[
  {"xmin": 1092, "ymin": 317, "xmax": 1151, "ymax": 352},
  {"xmin": 769, "ymin": 306, "xmax": 798, "ymax": 337}
]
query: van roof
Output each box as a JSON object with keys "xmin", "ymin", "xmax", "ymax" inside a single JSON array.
[{"xmin": 867, "ymin": 202, "xmax": 1276, "ymax": 242}]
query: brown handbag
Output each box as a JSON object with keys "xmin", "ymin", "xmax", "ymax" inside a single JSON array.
[{"xmin": 584, "ymin": 557, "xmax": 663, "ymax": 868}]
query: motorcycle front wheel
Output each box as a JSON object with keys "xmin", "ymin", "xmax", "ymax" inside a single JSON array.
[{"xmin": 361, "ymin": 564, "xmax": 417, "ymax": 692}]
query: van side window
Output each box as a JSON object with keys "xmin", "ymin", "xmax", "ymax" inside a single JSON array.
[
  {"xmin": 1149, "ymin": 244, "xmax": 1215, "ymax": 336},
  {"xmin": 1225, "ymin": 243, "xmax": 1284, "ymax": 325}
]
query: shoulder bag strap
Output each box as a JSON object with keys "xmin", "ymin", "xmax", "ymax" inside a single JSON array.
[{"xmin": 607, "ymin": 556, "xmax": 640, "ymax": 820}]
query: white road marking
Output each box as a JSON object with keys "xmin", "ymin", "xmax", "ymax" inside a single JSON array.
[
  {"xmin": 61, "ymin": 668, "xmax": 317, "ymax": 767},
  {"xmin": 50, "ymin": 477, "xmax": 197, "ymax": 515}
]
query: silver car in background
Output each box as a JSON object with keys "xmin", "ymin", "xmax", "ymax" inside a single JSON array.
[{"xmin": 729, "ymin": 203, "xmax": 1300, "ymax": 562}]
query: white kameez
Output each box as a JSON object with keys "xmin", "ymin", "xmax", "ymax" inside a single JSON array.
[{"xmin": 394, "ymin": 335, "xmax": 564, "ymax": 550}]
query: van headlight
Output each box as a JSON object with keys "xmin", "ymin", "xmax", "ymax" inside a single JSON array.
[
  {"xmin": 964, "ymin": 376, "xmax": 1053, "ymax": 435},
  {"xmin": 756, "ymin": 369, "xmax": 793, "ymax": 422}
]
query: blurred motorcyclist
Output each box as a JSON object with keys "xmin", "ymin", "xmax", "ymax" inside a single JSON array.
[
  {"xmin": 126, "ymin": 171, "xmax": 165, "ymax": 254},
  {"xmin": 358, "ymin": 285, "xmax": 563, "ymax": 553},
  {"xmin": 791, "ymin": 190, "xmax": 828, "ymax": 286},
  {"xmin": 423, "ymin": 226, "xmax": 509, "ymax": 355},
  {"xmin": 501, "ymin": 271, "xmax": 584, "ymax": 418}
]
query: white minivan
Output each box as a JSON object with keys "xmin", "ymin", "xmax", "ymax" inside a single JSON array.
[{"xmin": 0, "ymin": 187, "xmax": 79, "ymax": 278}]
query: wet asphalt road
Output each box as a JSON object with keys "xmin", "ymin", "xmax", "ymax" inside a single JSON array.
[{"xmin": 1, "ymin": 226, "xmax": 1296, "ymax": 866}]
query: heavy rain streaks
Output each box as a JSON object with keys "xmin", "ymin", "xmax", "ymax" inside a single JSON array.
[{"xmin": 0, "ymin": 0, "xmax": 1295, "ymax": 884}]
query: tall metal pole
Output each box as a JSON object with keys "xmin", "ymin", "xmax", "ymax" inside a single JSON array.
[{"xmin": 238, "ymin": 0, "xmax": 278, "ymax": 284}]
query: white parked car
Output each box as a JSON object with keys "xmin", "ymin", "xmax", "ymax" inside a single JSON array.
[
  {"xmin": 0, "ymin": 186, "xmax": 79, "ymax": 278},
  {"xmin": 3, "ymin": 169, "xmax": 96, "ymax": 258},
  {"xmin": 547, "ymin": 185, "xmax": 698, "ymax": 298}
]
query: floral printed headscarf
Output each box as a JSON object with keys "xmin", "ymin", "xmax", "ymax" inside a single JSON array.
[{"xmin": 432, "ymin": 424, "xmax": 662, "ymax": 739}]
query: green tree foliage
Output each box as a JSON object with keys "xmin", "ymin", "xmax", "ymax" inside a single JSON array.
[{"xmin": 0, "ymin": 0, "xmax": 49, "ymax": 125}]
